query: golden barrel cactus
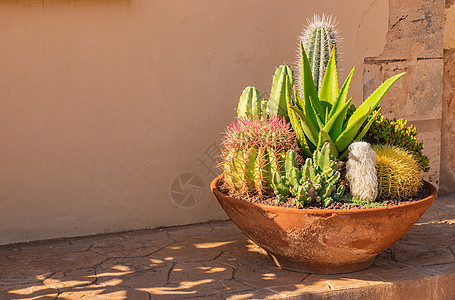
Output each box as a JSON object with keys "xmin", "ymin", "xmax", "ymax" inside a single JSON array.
[{"xmin": 372, "ymin": 144, "xmax": 423, "ymax": 200}]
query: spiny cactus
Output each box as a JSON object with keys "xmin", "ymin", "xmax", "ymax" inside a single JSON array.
[
  {"xmin": 237, "ymin": 86, "xmax": 262, "ymax": 119},
  {"xmin": 236, "ymin": 65, "xmax": 293, "ymax": 120},
  {"xmin": 269, "ymin": 65, "xmax": 294, "ymax": 119},
  {"xmin": 221, "ymin": 117, "xmax": 298, "ymax": 198},
  {"xmin": 297, "ymin": 14, "xmax": 341, "ymax": 92},
  {"xmin": 372, "ymin": 144, "xmax": 423, "ymax": 200},
  {"xmin": 271, "ymin": 143, "xmax": 345, "ymax": 208},
  {"xmin": 346, "ymin": 142, "xmax": 378, "ymax": 201},
  {"xmin": 362, "ymin": 111, "xmax": 429, "ymax": 172}
]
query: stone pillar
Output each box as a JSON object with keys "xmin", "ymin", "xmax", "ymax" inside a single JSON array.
[
  {"xmin": 363, "ymin": 0, "xmax": 444, "ymax": 188},
  {"xmin": 440, "ymin": 0, "xmax": 455, "ymax": 193}
]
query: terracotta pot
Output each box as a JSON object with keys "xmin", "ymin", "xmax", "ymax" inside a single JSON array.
[{"xmin": 211, "ymin": 176, "xmax": 437, "ymax": 274}]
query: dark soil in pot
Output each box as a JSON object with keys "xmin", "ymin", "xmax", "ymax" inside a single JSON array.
[{"xmin": 218, "ymin": 183, "xmax": 431, "ymax": 210}]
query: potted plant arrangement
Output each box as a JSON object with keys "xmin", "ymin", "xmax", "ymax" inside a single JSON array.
[{"xmin": 210, "ymin": 16, "xmax": 437, "ymax": 274}]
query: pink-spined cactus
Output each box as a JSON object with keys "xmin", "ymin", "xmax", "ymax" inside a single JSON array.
[{"xmin": 221, "ymin": 117, "xmax": 298, "ymax": 198}]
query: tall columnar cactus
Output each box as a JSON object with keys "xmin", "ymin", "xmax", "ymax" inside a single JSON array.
[
  {"xmin": 221, "ymin": 117, "xmax": 298, "ymax": 198},
  {"xmin": 372, "ymin": 144, "xmax": 423, "ymax": 200},
  {"xmin": 298, "ymin": 15, "xmax": 341, "ymax": 92},
  {"xmin": 346, "ymin": 142, "xmax": 378, "ymax": 201},
  {"xmin": 271, "ymin": 143, "xmax": 345, "ymax": 208},
  {"xmin": 269, "ymin": 65, "xmax": 294, "ymax": 118}
]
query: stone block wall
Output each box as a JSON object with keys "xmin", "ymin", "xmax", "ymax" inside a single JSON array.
[
  {"xmin": 441, "ymin": 0, "xmax": 455, "ymax": 193},
  {"xmin": 363, "ymin": 0, "xmax": 444, "ymax": 187}
]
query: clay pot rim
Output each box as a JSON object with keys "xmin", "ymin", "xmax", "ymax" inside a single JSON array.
[{"xmin": 211, "ymin": 175, "xmax": 437, "ymax": 215}]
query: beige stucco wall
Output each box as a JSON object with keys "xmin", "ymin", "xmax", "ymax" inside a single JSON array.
[{"xmin": 0, "ymin": 0, "xmax": 389, "ymax": 245}]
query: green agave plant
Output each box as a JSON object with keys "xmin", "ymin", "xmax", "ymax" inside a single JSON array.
[{"xmin": 288, "ymin": 43, "xmax": 406, "ymax": 159}]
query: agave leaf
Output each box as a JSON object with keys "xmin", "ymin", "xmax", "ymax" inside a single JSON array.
[
  {"xmin": 328, "ymin": 67, "xmax": 356, "ymax": 119},
  {"xmin": 334, "ymin": 111, "xmax": 371, "ymax": 153},
  {"xmin": 307, "ymin": 96, "xmax": 324, "ymax": 130},
  {"xmin": 291, "ymin": 106, "xmax": 319, "ymax": 147},
  {"xmin": 318, "ymin": 46, "xmax": 339, "ymax": 105},
  {"xmin": 294, "ymin": 86, "xmax": 305, "ymax": 111},
  {"xmin": 287, "ymin": 87, "xmax": 312, "ymax": 157},
  {"xmin": 300, "ymin": 42, "xmax": 324, "ymax": 118},
  {"xmin": 317, "ymin": 130, "xmax": 338, "ymax": 157},
  {"xmin": 345, "ymin": 72, "xmax": 405, "ymax": 129},
  {"xmin": 355, "ymin": 107, "xmax": 382, "ymax": 142},
  {"xmin": 335, "ymin": 72, "xmax": 405, "ymax": 154},
  {"xmin": 322, "ymin": 97, "xmax": 352, "ymax": 141}
]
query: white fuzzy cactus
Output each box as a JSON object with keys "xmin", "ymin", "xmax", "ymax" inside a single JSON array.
[{"xmin": 346, "ymin": 142, "xmax": 378, "ymax": 201}]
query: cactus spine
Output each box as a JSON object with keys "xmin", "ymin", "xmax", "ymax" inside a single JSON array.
[
  {"xmin": 297, "ymin": 15, "xmax": 341, "ymax": 92},
  {"xmin": 221, "ymin": 118, "xmax": 297, "ymax": 198},
  {"xmin": 346, "ymin": 142, "xmax": 378, "ymax": 201},
  {"xmin": 372, "ymin": 144, "xmax": 423, "ymax": 200},
  {"xmin": 271, "ymin": 143, "xmax": 345, "ymax": 208}
]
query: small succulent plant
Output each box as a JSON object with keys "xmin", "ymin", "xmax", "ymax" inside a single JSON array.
[
  {"xmin": 271, "ymin": 143, "xmax": 345, "ymax": 208},
  {"xmin": 221, "ymin": 117, "xmax": 298, "ymax": 198},
  {"xmin": 363, "ymin": 112, "xmax": 429, "ymax": 172},
  {"xmin": 372, "ymin": 144, "xmax": 423, "ymax": 200}
]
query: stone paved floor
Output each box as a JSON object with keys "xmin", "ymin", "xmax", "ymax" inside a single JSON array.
[{"xmin": 1, "ymin": 196, "xmax": 455, "ymax": 299}]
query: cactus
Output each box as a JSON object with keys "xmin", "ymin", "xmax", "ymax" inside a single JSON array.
[
  {"xmin": 237, "ymin": 86, "xmax": 262, "ymax": 119},
  {"xmin": 289, "ymin": 44, "xmax": 405, "ymax": 159},
  {"xmin": 362, "ymin": 111, "xmax": 429, "ymax": 172},
  {"xmin": 297, "ymin": 14, "xmax": 341, "ymax": 92},
  {"xmin": 221, "ymin": 117, "xmax": 298, "ymax": 198},
  {"xmin": 236, "ymin": 65, "xmax": 294, "ymax": 120},
  {"xmin": 269, "ymin": 65, "xmax": 294, "ymax": 118},
  {"xmin": 346, "ymin": 142, "xmax": 378, "ymax": 201},
  {"xmin": 271, "ymin": 143, "xmax": 345, "ymax": 208},
  {"xmin": 372, "ymin": 144, "xmax": 423, "ymax": 200}
]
